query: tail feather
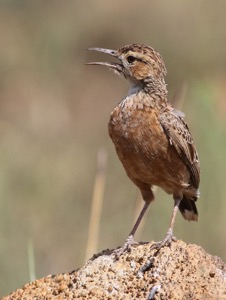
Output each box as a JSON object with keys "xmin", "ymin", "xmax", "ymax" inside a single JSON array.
[{"xmin": 179, "ymin": 196, "xmax": 198, "ymax": 221}]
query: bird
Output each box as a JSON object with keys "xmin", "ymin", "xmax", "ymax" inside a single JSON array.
[{"xmin": 87, "ymin": 44, "xmax": 200, "ymax": 255}]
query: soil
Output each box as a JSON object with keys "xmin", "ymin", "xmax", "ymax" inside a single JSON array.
[{"xmin": 3, "ymin": 240, "xmax": 226, "ymax": 300}]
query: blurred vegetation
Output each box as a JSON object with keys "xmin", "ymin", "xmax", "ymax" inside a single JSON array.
[{"xmin": 0, "ymin": 0, "xmax": 226, "ymax": 296}]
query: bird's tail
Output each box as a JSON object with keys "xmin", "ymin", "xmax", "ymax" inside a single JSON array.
[{"xmin": 179, "ymin": 196, "xmax": 198, "ymax": 221}]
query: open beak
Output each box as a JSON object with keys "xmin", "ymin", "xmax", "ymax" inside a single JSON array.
[{"xmin": 87, "ymin": 47, "xmax": 123, "ymax": 73}]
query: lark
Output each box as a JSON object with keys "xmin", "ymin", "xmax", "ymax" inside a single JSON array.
[{"xmin": 88, "ymin": 44, "xmax": 200, "ymax": 254}]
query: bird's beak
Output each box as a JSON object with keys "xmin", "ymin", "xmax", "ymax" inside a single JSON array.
[{"xmin": 87, "ymin": 47, "xmax": 123, "ymax": 73}]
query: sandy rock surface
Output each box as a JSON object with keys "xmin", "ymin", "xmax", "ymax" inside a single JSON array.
[{"xmin": 3, "ymin": 240, "xmax": 226, "ymax": 300}]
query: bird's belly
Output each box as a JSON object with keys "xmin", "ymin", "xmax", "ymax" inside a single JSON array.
[{"xmin": 108, "ymin": 109, "xmax": 189, "ymax": 194}]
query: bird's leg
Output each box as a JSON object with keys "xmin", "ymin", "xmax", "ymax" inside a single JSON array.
[
  {"xmin": 151, "ymin": 198, "xmax": 181, "ymax": 250},
  {"xmin": 114, "ymin": 199, "xmax": 151, "ymax": 258},
  {"xmin": 128, "ymin": 199, "xmax": 151, "ymax": 242}
]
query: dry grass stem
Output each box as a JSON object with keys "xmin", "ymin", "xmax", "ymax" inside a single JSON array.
[{"xmin": 85, "ymin": 148, "xmax": 107, "ymax": 261}]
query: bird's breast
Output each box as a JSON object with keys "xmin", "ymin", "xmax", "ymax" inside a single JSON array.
[{"xmin": 108, "ymin": 96, "xmax": 168, "ymax": 160}]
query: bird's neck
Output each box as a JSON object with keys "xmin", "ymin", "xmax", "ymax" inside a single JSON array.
[
  {"xmin": 126, "ymin": 77, "xmax": 169, "ymax": 111},
  {"xmin": 123, "ymin": 89, "xmax": 169, "ymax": 113},
  {"xmin": 143, "ymin": 76, "xmax": 168, "ymax": 97},
  {"xmin": 127, "ymin": 77, "xmax": 168, "ymax": 98}
]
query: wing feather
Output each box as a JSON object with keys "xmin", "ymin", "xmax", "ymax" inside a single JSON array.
[{"xmin": 159, "ymin": 109, "xmax": 200, "ymax": 189}]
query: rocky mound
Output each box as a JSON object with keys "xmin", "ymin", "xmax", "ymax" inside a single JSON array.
[{"xmin": 3, "ymin": 240, "xmax": 226, "ymax": 300}]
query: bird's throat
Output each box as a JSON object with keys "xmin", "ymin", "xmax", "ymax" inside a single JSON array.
[{"xmin": 127, "ymin": 84, "xmax": 143, "ymax": 96}]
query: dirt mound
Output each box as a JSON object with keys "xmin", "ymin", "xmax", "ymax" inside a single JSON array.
[{"xmin": 3, "ymin": 240, "xmax": 226, "ymax": 300}]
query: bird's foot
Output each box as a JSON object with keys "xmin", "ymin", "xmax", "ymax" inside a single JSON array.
[
  {"xmin": 150, "ymin": 229, "xmax": 177, "ymax": 250},
  {"xmin": 114, "ymin": 235, "xmax": 139, "ymax": 259}
]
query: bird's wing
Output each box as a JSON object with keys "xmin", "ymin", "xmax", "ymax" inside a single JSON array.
[{"xmin": 159, "ymin": 109, "xmax": 200, "ymax": 189}]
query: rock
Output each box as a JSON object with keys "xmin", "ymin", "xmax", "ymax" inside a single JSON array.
[{"xmin": 3, "ymin": 240, "xmax": 226, "ymax": 300}]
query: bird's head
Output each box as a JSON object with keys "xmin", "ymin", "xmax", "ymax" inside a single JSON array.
[{"xmin": 87, "ymin": 44, "xmax": 167, "ymax": 93}]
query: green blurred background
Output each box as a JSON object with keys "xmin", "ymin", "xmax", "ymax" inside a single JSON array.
[{"xmin": 1, "ymin": 0, "xmax": 226, "ymax": 296}]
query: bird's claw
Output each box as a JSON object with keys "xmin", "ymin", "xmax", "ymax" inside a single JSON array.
[
  {"xmin": 113, "ymin": 235, "xmax": 139, "ymax": 259},
  {"xmin": 150, "ymin": 229, "xmax": 177, "ymax": 250}
]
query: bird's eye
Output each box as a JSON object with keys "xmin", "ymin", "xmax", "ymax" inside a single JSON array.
[{"xmin": 127, "ymin": 56, "xmax": 136, "ymax": 63}]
